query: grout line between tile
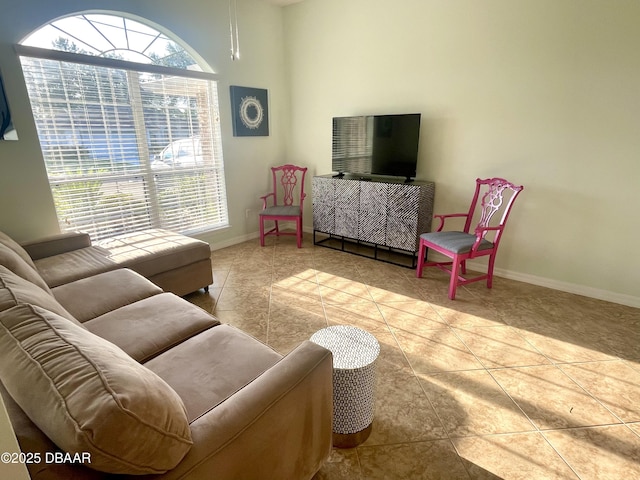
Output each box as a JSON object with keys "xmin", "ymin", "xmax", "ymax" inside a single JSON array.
[{"xmin": 209, "ymin": 235, "xmax": 640, "ymax": 479}]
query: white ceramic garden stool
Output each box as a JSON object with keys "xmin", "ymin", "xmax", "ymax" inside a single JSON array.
[{"xmin": 310, "ymin": 325, "xmax": 380, "ymax": 448}]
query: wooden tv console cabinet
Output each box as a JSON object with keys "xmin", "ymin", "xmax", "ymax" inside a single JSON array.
[{"xmin": 312, "ymin": 175, "xmax": 435, "ymax": 267}]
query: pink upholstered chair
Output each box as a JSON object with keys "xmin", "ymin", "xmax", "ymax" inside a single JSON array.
[
  {"xmin": 259, "ymin": 164, "xmax": 308, "ymax": 248},
  {"xmin": 416, "ymin": 177, "xmax": 524, "ymax": 299}
]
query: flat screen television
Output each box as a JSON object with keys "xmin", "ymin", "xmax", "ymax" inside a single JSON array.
[{"xmin": 332, "ymin": 113, "xmax": 421, "ymax": 181}]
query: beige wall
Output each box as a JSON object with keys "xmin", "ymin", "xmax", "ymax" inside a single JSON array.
[
  {"xmin": 1, "ymin": 0, "xmax": 638, "ymax": 306},
  {"xmin": 283, "ymin": 0, "xmax": 640, "ymax": 306},
  {"xmin": 0, "ymin": 0, "xmax": 288, "ymax": 246}
]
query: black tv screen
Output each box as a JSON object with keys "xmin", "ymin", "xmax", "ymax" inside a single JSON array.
[{"xmin": 332, "ymin": 113, "xmax": 421, "ymax": 179}]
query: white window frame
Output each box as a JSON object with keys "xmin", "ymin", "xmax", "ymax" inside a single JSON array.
[{"xmin": 16, "ymin": 40, "xmax": 229, "ymax": 241}]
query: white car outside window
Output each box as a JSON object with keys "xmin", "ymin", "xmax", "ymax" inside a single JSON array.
[{"xmin": 151, "ymin": 137, "xmax": 203, "ymax": 169}]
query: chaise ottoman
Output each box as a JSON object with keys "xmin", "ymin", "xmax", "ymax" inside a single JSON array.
[
  {"xmin": 21, "ymin": 228, "xmax": 213, "ymax": 296},
  {"xmin": 96, "ymin": 229, "xmax": 213, "ymax": 296}
]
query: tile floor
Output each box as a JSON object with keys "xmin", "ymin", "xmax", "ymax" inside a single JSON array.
[{"xmin": 186, "ymin": 235, "xmax": 640, "ymax": 480}]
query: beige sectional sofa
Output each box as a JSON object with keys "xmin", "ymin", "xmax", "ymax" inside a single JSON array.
[
  {"xmin": 0, "ymin": 230, "xmax": 333, "ymax": 480},
  {"xmin": 21, "ymin": 228, "xmax": 214, "ymax": 296}
]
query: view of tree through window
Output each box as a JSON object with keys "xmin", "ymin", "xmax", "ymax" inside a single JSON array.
[{"xmin": 18, "ymin": 14, "xmax": 228, "ymax": 240}]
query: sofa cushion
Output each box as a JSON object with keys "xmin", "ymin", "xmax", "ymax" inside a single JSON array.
[
  {"xmin": 33, "ymin": 246, "xmax": 119, "ymax": 288},
  {"xmin": 84, "ymin": 292, "xmax": 220, "ymax": 362},
  {"xmin": 0, "ymin": 230, "xmax": 38, "ymax": 270},
  {"xmin": 0, "ymin": 242, "xmax": 51, "ymax": 293},
  {"xmin": 95, "ymin": 228, "xmax": 211, "ymax": 278},
  {"xmin": 0, "ymin": 265, "xmax": 80, "ymax": 325},
  {"xmin": 144, "ymin": 324, "xmax": 282, "ymax": 422},
  {"xmin": 52, "ymin": 268, "xmax": 163, "ymax": 323},
  {"xmin": 0, "ymin": 304, "xmax": 193, "ymax": 475}
]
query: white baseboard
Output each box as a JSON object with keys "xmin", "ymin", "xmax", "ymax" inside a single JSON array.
[
  {"xmin": 209, "ymin": 231, "xmax": 260, "ymax": 251},
  {"xmin": 487, "ymin": 265, "xmax": 640, "ymax": 309}
]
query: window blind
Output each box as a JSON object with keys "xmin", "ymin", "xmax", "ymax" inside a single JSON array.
[{"xmin": 19, "ymin": 51, "xmax": 229, "ymax": 241}]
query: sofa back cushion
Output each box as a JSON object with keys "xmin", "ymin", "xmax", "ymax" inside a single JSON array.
[
  {"xmin": 0, "ymin": 242, "xmax": 51, "ymax": 293},
  {"xmin": 0, "ymin": 265, "xmax": 80, "ymax": 324},
  {"xmin": 0, "ymin": 231, "xmax": 38, "ymax": 270},
  {"xmin": 0, "ymin": 304, "xmax": 193, "ymax": 475}
]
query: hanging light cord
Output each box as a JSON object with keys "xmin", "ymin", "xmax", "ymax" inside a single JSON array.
[{"xmin": 229, "ymin": 0, "xmax": 240, "ymax": 60}]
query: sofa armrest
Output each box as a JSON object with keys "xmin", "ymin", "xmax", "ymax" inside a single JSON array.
[
  {"xmin": 157, "ymin": 340, "xmax": 333, "ymax": 480},
  {"xmin": 1, "ymin": 382, "xmax": 106, "ymax": 480},
  {"xmin": 20, "ymin": 232, "xmax": 92, "ymax": 260}
]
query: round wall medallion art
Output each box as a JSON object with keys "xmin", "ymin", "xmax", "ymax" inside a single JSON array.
[
  {"xmin": 230, "ymin": 86, "xmax": 269, "ymax": 137},
  {"xmin": 238, "ymin": 96, "xmax": 264, "ymax": 130}
]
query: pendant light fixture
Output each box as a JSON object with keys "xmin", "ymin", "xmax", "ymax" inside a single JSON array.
[{"xmin": 229, "ymin": 0, "xmax": 240, "ymax": 60}]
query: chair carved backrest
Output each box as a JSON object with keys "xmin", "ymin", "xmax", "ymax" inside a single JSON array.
[
  {"xmin": 271, "ymin": 164, "xmax": 307, "ymax": 207},
  {"xmin": 464, "ymin": 178, "xmax": 524, "ymax": 243}
]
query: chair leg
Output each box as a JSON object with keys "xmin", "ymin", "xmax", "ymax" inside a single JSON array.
[
  {"xmin": 296, "ymin": 218, "xmax": 302, "ymax": 248},
  {"xmin": 487, "ymin": 253, "xmax": 496, "ymax": 289},
  {"xmin": 448, "ymin": 257, "xmax": 461, "ymax": 300},
  {"xmin": 274, "ymin": 220, "xmax": 280, "ymax": 235},
  {"xmin": 416, "ymin": 240, "xmax": 426, "ymax": 277},
  {"xmin": 259, "ymin": 218, "xmax": 265, "ymax": 247}
]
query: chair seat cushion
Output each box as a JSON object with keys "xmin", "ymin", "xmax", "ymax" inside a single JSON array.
[
  {"xmin": 0, "ymin": 304, "xmax": 193, "ymax": 475},
  {"xmin": 420, "ymin": 231, "xmax": 494, "ymax": 254},
  {"xmin": 260, "ymin": 205, "xmax": 301, "ymax": 217}
]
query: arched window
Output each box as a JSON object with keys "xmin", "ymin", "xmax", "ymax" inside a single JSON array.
[{"xmin": 17, "ymin": 13, "xmax": 228, "ymax": 240}]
